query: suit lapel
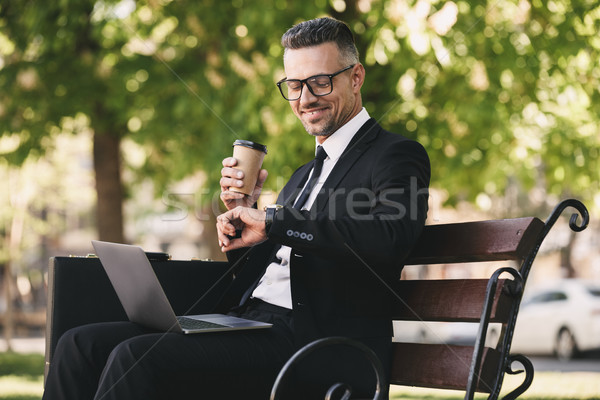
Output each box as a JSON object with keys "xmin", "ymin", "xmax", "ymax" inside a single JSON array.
[
  {"xmin": 276, "ymin": 119, "xmax": 381, "ymax": 210},
  {"xmin": 277, "ymin": 162, "xmax": 313, "ymax": 206},
  {"xmin": 315, "ymin": 119, "xmax": 381, "ymax": 212}
]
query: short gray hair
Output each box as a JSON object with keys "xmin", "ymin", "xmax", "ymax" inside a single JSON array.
[{"xmin": 281, "ymin": 17, "xmax": 359, "ymax": 65}]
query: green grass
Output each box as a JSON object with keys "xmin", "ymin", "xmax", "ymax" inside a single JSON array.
[
  {"xmin": 0, "ymin": 352, "xmax": 44, "ymax": 400},
  {"xmin": 1, "ymin": 351, "xmax": 599, "ymax": 400},
  {"xmin": 390, "ymin": 372, "xmax": 600, "ymax": 400},
  {"xmin": 0, "ymin": 375, "xmax": 43, "ymax": 400},
  {"xmin": 0, "ymin": 353, "xmax": 44, "ymax": 378}
]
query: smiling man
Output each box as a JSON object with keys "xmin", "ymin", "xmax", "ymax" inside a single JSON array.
[
  {"xmin": 217, "ymin": 17, "xmax": 431, "ymax": 399},
  {"xmin": 43, "ymin": 17, "xmax": 430, "ymax": 400}
]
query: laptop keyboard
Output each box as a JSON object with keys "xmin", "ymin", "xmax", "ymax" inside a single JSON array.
[{"xmin": 177, "ymin": 316, "xmax": 229, "ymax": 330}]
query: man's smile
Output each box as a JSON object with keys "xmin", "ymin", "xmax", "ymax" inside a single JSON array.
[{"xmin": 302, "ymin": 105, "xmax": 329, "ymax": 119}]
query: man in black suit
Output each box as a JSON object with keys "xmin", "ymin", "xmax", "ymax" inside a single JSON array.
[
  {"xmin": 216, "ymin": 16, "xmax": 430, "ymax": 398},
  {"xmin": 43, "ymin": 17, "xmax": 429, "ymax": 400}
]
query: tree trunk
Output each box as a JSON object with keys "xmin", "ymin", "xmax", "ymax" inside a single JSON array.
[
  {"xmin": 3, "ymin": 168, "xmax": 30, "ymax": 352},
  {"xmin": 93, "ymin": 131, "xmax": 125, "ymax": 243},
  {"xmin": 560, "ymin": 230, "xmax": 577, "ymax": 278},
  {"xmin": 2, "ymin": 262, "xmax": 13, "ymax": 352}
]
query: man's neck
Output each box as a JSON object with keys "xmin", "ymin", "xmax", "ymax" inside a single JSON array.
[{"xmin": 315, "ymin": 108, "xmax": 370, "ymax": 158}]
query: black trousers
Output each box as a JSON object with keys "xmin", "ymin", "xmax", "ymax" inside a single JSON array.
[{"xmin": 43, "ymin": 300, "xmax": 297, "ymax": 400}]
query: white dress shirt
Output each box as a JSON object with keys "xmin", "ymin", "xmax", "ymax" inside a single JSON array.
[{"xmin": 252, "ymin": 108, "xmax": 371, "ymax": 309}]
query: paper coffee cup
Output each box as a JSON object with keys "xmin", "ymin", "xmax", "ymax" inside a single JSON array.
[{"xmin": 230, "ymin": 140, "xmax": 267, "ymax": 195}]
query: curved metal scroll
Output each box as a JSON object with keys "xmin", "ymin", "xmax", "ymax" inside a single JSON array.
[
  {"xmin": 502, "ymin": 354, "xmax": 534, "ymax": 400},
  {"xmin": 490, "ymin": 199, "xmax": 588, "ymax": 399},
  {"xmin": 270, "ymin": 336, "xmax": 386, "ymax": 400},
  {"xmin": 520, "ymin": 198, "xmax": 589, "ymax": 283}
]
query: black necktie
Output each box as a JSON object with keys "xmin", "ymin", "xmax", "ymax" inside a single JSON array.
[
  {"xmin": 294, "ymin": 146, "xmax": 327, "ymax": 210},
  {"xmin": 239, "ymin": 147, "xmax": 326, "ymax": 306}
]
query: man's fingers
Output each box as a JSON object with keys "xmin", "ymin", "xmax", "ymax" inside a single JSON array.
[
  {"xmin": 221, "ymin": 166, "xmax": 244, "ymax": 180},
  {"xmin": 216, "ymin": 207, "xmax": 267, "ymax": 252},
  {"xmin": 221, "ymin": 157, "xmax": 238, "ymax": 167},
  {"xmin": 217, "ymin": 213, "xmax": 243, "ymax": 251},
  {"xmin": 220, "ymin": 171, "xmax": 244, "ymax": 191},
  {"xmin": 248, "ymin": 169, "xmax": 268, "ymax": 201},
  {"xmin": 216, "ymin": 213, "xmax": 236, "ymax": 236},
  {"xmin": 256, "ymin": 169, "xmax": 268, "ymax": 186},
  {"xmin": 220, "ymin": 158, "xmax": 268, "ymax": 212},
  {"xmin": 220, "ymin": 190, "xmax": 246, "ymax": 202},
  {"xmin": 219, "ymin": 236, "xmax": 240, "ymax": 252}
]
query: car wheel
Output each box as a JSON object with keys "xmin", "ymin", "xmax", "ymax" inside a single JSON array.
[{"xmin": 555, "ymin": 328, "xmax": 577, "ymax": 361}]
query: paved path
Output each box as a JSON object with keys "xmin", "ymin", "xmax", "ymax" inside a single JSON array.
[
  {"xmin": 530, "ymin": 354, "xmax": 600, "ymax": 373},
  {"xmin": 0, "ymin": 336, "xmax": 45, "ymax": 354}
]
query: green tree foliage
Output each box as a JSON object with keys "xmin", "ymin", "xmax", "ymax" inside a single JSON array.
[
  {"xmin": 1, "ymin": 0, "xmax": 599, "ymax": 231},
  {"xmin": 355, "ymin": 0, "xmax": 599, "ymax": 213}
]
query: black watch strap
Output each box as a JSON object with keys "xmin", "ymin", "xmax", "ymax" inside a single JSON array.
[{"xmin": 264, "ymin": 204, "xmax": 283, "ymax": 234}]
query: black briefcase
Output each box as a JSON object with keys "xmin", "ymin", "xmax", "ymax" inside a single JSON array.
[{"xmin": 44, "ymin": 256, "xmax": 231, "ymax": 381}]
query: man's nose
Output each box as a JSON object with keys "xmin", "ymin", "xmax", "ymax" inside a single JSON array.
[{"xmin": 299, "ymin": 83, "xmax": 318, "ymax": 104}]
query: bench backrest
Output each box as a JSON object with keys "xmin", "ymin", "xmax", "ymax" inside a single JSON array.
[
  {"xmin": 389, "ymin": 217, "xmax": 545, "ymax": 397},
  {"xmin": 405, "ymin": 217, "xmax": 544, "ymax": 265},
  {"xmin": 270, "ymin": 199, "xmax": 589, "ymax": 400}
]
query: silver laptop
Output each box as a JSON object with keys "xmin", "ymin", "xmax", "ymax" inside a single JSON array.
[{"xmin": 92, "ymin": 240, "xmax": 272, "ymax": 334}]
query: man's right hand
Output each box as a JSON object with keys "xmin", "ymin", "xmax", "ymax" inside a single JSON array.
[{"xmin": 220, "ymin": 157, "xmax": 268, "ymax": 210}]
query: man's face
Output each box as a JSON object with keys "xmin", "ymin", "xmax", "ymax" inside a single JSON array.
[{"xmin": 283, "ymin": 42, "xmax": 363, "ymax": 141}]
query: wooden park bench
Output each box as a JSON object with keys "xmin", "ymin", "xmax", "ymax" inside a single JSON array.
[
  {"xmin": 269, "ymin": 198, "xmax": 589, "ymax": 399},
  {"xmin": 44, "ymin": 199, "xmax": 589, "ymax": 399}
]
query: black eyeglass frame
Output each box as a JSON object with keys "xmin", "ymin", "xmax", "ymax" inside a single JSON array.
[{"xmin": 276, "ymin": 64, "xmax": 356, "ymax": 101}]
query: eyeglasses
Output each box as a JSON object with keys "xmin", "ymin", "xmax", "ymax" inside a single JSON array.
[{"xmin": 276, "ymin": 64, "xmax": 355, "ymax": 101}]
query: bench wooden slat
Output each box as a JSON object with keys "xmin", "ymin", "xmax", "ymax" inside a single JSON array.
[
  {"xmin": 392, "ymin": 279, "xmax": 515, "ymax": 322},
  {"xmin": 390, "ymin": 342, "xmax": 501, "ymax": 393},
  {"xmin": 406, "ymin": 217, "xmax": 545, "ymax": 265}
]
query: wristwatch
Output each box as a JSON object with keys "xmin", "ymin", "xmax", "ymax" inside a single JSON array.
[{"xmin": 264, "ymin": 204, "xmax": 283, "ymax": 234}]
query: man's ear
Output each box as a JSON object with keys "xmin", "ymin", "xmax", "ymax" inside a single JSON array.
[{"xmin": 353, "ymin": 63, "xmax": 366, "ymax": 92}]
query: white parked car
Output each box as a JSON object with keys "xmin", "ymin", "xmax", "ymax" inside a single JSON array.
[
  {"xmin": 510, "ymin": 279, "xmax": 600, "ymax": 360},
  {"xmin": 393, "ymin": 321, "xmax": 500, "ymax": 348}
]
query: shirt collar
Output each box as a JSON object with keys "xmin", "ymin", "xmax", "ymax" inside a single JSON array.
[{"xmin": 316, "ymin": 108, "xmax": 370, "ymax": 161}]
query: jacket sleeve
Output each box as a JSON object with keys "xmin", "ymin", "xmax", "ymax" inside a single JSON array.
[{"xmin": 267, "ymin": 139, "xmax": 430, "ymax": 268}]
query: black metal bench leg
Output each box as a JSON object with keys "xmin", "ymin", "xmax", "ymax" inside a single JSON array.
[
  {"xmin": 501, "ymin": 354, "xmax": 534, "ymax": 400},
  {"xmin": 270, "ymin": 336, "xmax": 386, "ymax": 400}
]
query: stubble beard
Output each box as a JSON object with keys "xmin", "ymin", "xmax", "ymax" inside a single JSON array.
[
  {"xmin": 300, "ymin": 104, "xmax": 348, "ymax": 138},
  {"xmin": 301, "ymin": 118, "xmax": 336, "ymax": 138}
]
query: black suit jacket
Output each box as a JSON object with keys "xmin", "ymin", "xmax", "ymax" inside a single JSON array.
[{"xmin": 217, "ymin": 118, "xmax": 430, "ymax": 381}]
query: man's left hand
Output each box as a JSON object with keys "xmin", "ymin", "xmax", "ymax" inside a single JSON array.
[{"xmin": 216, "ymin": 206, "xmax": 268, "ymax": 252}]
